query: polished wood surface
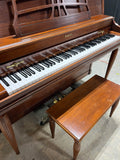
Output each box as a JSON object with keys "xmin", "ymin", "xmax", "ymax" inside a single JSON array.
[
  {"xmin": 0, "ymin": 15, "xmax": 113, "ymax": 64},
  {"xmin": 0, "ymin": 0, "xmax": 104, "ymax": 38},
  {"xmin": 0, "ymin": 0, "xmax": 120, "ymax": 154},
  {"xmin": 11, "ymin": 0, "xmax": 91, "ymax": 37},
  {"xmin": 0, "ymin": 114, "xmax": 19, "ymax": 154},
  {"xmin": 105, "ymin": 48, "xmax": 118, "ymax": 79},
  {"xmin": 47, "ymin": 75, "xmax": 120, "ymax": 160},
  {"xmin": 0, "ymin": 84, "xmax": 8, "ymax": 100}
]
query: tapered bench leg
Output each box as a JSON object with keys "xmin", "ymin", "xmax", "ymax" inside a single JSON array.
[
  {"xmin": 49, "ymin": 116, "xmax": 55, "ymax": 138},
  {"xmin": 110, "ymin": 99, "xmax": 120, "ymax": 117},
  {"xmin": 0, "ymin": 114, "xmax": 19, "ymax": 154},
  {"xmin": 73, "ymin": 140, "xmax": 80, "ymax": 160}
]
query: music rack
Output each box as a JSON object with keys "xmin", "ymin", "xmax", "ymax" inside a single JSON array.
[{"xmin": 11, "ymin": 0, "xmax": 91, "ymax": 36}]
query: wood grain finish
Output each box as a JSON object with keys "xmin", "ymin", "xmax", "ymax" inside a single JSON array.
[
  {"xmin": 112, "ymin": 20, "xmax": 120, "ymax": 33},
  {"xmin": 49, "ymin": 116, "xmax": 55, "ymax": 139},
  {"xmin": 0, "ymin": 0, "xmax": 120, "ymax": 155},
  {"xmin": 0, "ymin": 84, "xmax": 8, "ymax": 100},
  {"xmin": 0, "ymin": 29, "xmax": 109, "ymax": 76},
  {"xmin": 0, "ymin": 15, "xmax": 113, "ymax": 65},
  {"xmin": 47, "ymin": 75, "xmax": 120, "ymax": 159},
  {"xmin": 11, "ymin": 0, "xmax": 91, "ymax": 36},
  {"xmin": 47, "ymin": 75, "xmax": 120, "ymax": 140},
  {"xmin": 0, "ymin": 0, "xmax": 103, "ymax": 38},
  {"xmin": 110, "ymin": 99, "xmax": 120, "ymax": 117},
  {"xmin": 105, "ymin": 49, "xmax": 118, "ymax": 79},
  {"xmin": 73, "ymin": 140, "xmax": 80, "ymax": 160},
  {"xmin": 0, "ymin": 114, "xmax": 19, "ymax": 154}
]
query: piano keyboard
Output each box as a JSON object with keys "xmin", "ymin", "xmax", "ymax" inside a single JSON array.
[{"xmin": 0, "ymin": 34, "xmax": 120, "ymax": 95}]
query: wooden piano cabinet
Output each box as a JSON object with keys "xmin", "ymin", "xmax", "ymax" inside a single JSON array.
[{"xmin": 0, "ymin": 0, "xmax": 120, "ymax": 155}]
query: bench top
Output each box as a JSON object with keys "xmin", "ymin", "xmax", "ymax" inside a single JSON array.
[{"xmin": 47, "ymin": 75, "xmax": 120, "ymax": 141}]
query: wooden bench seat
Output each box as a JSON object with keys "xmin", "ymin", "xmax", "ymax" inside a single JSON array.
[{"xmin": 47, "ymin": 75, "xmax": 120, "ymax": 160}]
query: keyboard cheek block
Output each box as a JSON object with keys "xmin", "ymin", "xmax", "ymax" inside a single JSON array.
[{"xmin": 0, "ymin": 84, "xmax": 8, "ymax": 100}]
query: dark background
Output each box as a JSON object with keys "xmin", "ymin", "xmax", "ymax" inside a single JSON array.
[{"xmin": 104, "ymin": 0, "xmax": 120, "ymax": 24}]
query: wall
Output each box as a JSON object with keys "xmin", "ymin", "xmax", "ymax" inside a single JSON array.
[{"xmin": 105, "ymin": 0, "xmax": 120, "ymax": 24}]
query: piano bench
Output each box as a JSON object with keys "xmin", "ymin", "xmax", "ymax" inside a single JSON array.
[{"xmin": 47, "ymin": 75, "xmax": 120, "ymax": 160}]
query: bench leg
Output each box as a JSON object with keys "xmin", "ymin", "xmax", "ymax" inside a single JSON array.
[
  {"xmin": 49, "ymin": 117, "xmax": 55, "ymax": 138},
  {"xmin": 110, "ymin": 99, "xmax": 120, "ymax": 117},
  {"xmin": 0, "ymin": 114, "xmax": 19, "ymax": 154},
  {"xmin": 73, "ymin": 140, "xmax": 80, "ymax": 160}
]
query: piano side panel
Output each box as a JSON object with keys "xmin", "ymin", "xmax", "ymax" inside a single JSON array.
[{"xmin": 6, "ymin": 63, "xmax": 92, "ymax": 123}]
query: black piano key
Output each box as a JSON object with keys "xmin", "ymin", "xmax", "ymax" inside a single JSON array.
[
  {"xmin": 97, "ymin": 37, "xmax": 106, "ymax": 42},
  {"xmin": 51, "ymin": 57, "xmax": 60, "ymax": 63},
  {"xmin": 75, "ymin": 46, "xmax": 86, "ymax": 51},
  {"xmin": 27, "ymin": 68, "xmax": 36, "ymax": 74},
  {"xmin": 92, "ymin": 39, "xmax": 101, "ymax": 44},
  {"xmin": 106, "ymin": 34, "xmax": 115, "ymax": 38},
  {"xmin": 45, "ymin": 60, "xmax": 52, "ymax": 66},
  {"xmin": 103, "ymin": 35, "xmax": 110, "ymax": 39},
  {"xmin": 48, "ymin": 59, "xmax": 56, "ymax": 65},
  {"xmin": 41, "ymin": 61, "xmax": 50, "ymax": 68},
  {"xmin": 1, "ymin": 77, "xmax": 10, "ymax": 87},
  {"xmin": 13, "ymin": 73, "xmax": 21, "ymax": 81},
  {"xmin": 32, "ymin": 65, "xmax": 41, "ymax": 72},
  {"xmin": 64, "ymin": 52, "xmax": 72, "ymax": 57},
  {"xmin": 8, "ymin": 75, "xmax": 17, "ymax": 83},
  {"xmin": 82, "ymin": 44, "xmax": 91, "ymax": 49},
  {"xmin": 86, "ymin": 41, "xmax": 96, "ymax": 46},
  {"xmin": 62, "ymin": 53, "xmax": 69, "ymax": 58},
  {"xmin": 58, "ymin": 53, "xmax": 68, "ymax": 59},
  {"xmin": 36, "ymin": 64, "xmax": 45, "ymax": 70},
  {"xmin": 19, "ymin": 71, "xmax": 28, "ymax": 78},
  {"xmin": 54, "ymin": 56, "xmax": 63, "ymax": 62},
  {"xmin": 46, "ymin": 60, "xmax": 53, "ymax": 66},
  {"xmin": 68, "ymin": 50, "xmax": 78, "ymax": 55},
  {"xmin": 24, "ymin": 69, "xmax": 32, "ymax": 76}
]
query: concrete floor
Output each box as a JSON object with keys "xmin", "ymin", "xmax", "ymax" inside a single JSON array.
[{"xmin": 0, "ymin": 50, "xmax": 120, "ymax": 160}]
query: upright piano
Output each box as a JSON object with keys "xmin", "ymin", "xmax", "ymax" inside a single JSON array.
[{"xmin": 0, "ymin": 0, "xmax": 120, "ymax": 154}]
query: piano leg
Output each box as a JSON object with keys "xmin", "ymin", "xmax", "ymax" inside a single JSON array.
[
  {"xmin": 105, "ymin": 48, "xmax": 118, "ymax": 79},
  {"xmin": 0, "ymin": 114, "xmax": 19, "ymax": 154},
  {"xmin": 109, "ymin": 99, "xmax": 120, "ymax": 117}
]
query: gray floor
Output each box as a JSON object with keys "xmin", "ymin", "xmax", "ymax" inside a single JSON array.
[{"xmin": 0, "ymin": 50, "xmax": 120, "ymax": 160}]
